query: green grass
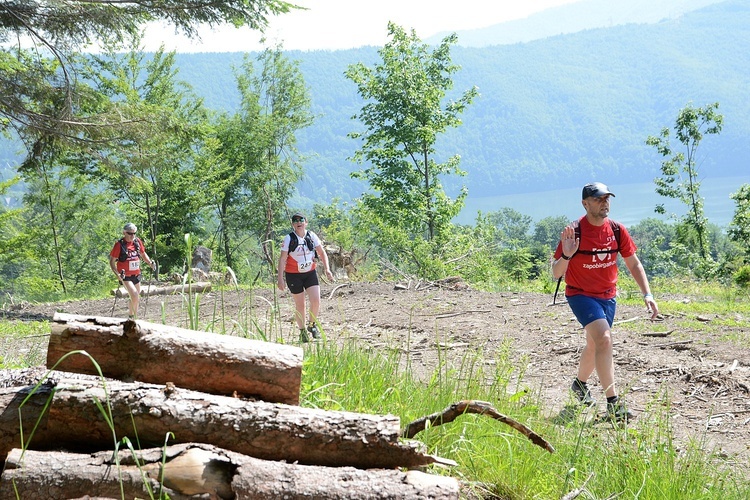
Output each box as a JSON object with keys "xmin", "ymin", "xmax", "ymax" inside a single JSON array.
[
  {"xmin": 3, "ymin": 276, "xmax": 750, "ymax": 498},
  {"xmin": 301, "ymin": 335, "xmax": 749, "ymax": 499},
  {"xmin": 0, "ymin": 320, "xmax": 49, "ymax": 369}
]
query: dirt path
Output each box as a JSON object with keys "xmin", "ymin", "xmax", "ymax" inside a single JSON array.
[{"xmin": 5, "ymin": 281, "xmax": 750, "ymax": 466}]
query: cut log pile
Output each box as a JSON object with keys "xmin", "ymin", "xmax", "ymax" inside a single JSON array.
[{"xmin": 0, "ymin": 313, "xmax": 462, "ymax": 499}]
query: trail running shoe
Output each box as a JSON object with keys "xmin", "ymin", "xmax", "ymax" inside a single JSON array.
[
  {"xmin": 299, "ymin": 328, "xmax": 310, "ymax": 343},
  {"xmin": 570, "ymin": 378, "xmax": 596, "ymax": 407},
  {"xmin": 307, "ymin": 324, "xmax": 321, "ymax": 340},
  {"xmin": 606, "ymin": 399, "xmax": 633, "ymax": 423}
]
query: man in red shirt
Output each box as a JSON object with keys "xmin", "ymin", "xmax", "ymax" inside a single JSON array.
[
  {"xmin": 552, "ymin": 182, "xmax": 659, "ymax": 422},
  {"xmin": 109, "ymin": 223, "xmax": 156, "ymax": 319}
]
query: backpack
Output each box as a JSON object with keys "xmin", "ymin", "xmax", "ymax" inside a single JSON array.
[
  {"xmin": 118, "ymin": 237, "xmax": 141, "ymax": 262},
  {"xmin": 288, "ymin": 231, "xmax": 318, "ymax": 259},
  {"xmin": 552, "ymin": 220, "xmax": 621, "ymax": 305}
]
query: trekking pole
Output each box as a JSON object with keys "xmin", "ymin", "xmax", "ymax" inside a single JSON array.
[
  {"xmin": 143, "ymin": 262, "xmax": 155, "ymax": 320},
  {"xmin": 111, "ymin": 270, "xmax": 125, "ymax": 316}
]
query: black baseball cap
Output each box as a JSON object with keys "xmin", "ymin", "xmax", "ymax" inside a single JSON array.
[
  {"xmin": 290, "ymin": 212, "xmax": 306, "ymax": 220},
  {"xmin": 582, "ymin": 182, "xmax": 615, "ymax": 200}
]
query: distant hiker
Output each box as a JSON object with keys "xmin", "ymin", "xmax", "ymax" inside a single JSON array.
[
  {"xmin": 109, "ymin": 223, "xmax": 156, "ymax": 319},
  {"xmin": 277, "ymin": 212, "xmax": 334, "ymax": 342},
  {"xmin": 551, "ymin": 182, "xmax": 659, "ymax": 423}
]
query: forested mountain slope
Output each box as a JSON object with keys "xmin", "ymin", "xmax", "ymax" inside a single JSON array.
[
  {"xmin": 2, "ymin": 1, "xmax": 747, "ymax": 206},
  {"xmin": 171, "ymin": 0, "xmax": 748, "ymax": 203}
]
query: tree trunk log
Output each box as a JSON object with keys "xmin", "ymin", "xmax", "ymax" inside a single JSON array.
[
  {"xmin": 46, "ymin": 313, "xmax": 302, "ymax": 404},
  {"xmin": 111, "ymin": 281, "xmax": 212, "ymax": 298},
  {"xmin": 0, "ymin": 376, "xmax": 447, "ymax": 469},
  {"xmin": 1, "ymin": 443, "xmax": 460, "ymax": 499}
]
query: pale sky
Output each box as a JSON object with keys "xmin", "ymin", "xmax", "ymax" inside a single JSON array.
[{"xmin": 143, "ymin": 0, "xmax": 581, "ymax": 52}]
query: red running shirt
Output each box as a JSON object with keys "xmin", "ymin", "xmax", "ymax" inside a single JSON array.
[
  {"xmin": 109, "ymin": 238, "xmax": 144, "ymax": 277},
  {"xmin": 554, "ymin": 216, "xmax": 637, "ymax": 299}
]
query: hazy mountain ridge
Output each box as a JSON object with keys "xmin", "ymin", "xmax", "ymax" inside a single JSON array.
[
  {"xmin": 2, "ymin": 0, "xmax": 747, "ymax": 209},
  {"xmin": 426, "ymin": 0, "xmax": 725, "ymax": 47}
]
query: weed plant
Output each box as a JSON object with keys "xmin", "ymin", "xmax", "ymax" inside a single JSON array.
[
  {"xmin": 301, "ymin": 328, "xmax": 750, "ymax": 499},
  {"xmin": 2, "ymin": 277, "xmax": 750, "ymax": 498}
]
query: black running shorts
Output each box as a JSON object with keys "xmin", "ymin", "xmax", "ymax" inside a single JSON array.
[{"xmin": 285, "ymin": 269, "xmax": 319, "ymax": 294}]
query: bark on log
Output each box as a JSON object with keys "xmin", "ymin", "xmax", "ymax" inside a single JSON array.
[
  {"xmin": 46, "ymin": 313, "xmax": 302, "ymax": 404},
  {"xmin": 0, "ymin": 376, "xmax": 449, "ymax": 469},
  {"xmin": 1, "ymin": 443, "xmax": 460, "ymax": 499},
  {"xmin": 111, "ymin": 281, "xmax": 211, "ymax": 298}
]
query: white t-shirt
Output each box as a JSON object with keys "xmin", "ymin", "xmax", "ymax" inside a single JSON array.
[{"xmin": 281, "ymin": 231, "xmax": 321, "ymax": 273}]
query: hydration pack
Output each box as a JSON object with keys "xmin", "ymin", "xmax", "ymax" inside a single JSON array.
[
  {"xmin": 118, "ymin": 237, "xmax": 141, "ymax": 262},
  {"xmin": 288, "ymin": 231, "xmax": 317, "ymax": 258},
  {"xmin": 552, "ymin": 220, "xmax": 621, "ymax": 305}
]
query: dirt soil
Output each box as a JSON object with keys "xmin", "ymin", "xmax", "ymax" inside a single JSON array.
[{"xmin": 4, "ymin": 280, "xmax": 750, "ymax": 468}]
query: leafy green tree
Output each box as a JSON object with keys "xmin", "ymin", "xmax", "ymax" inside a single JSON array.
[
  {"xmin": 345, "ymin": 22, "xmax": 478, "ymax": 249},
  {"xmin": 1, "ymin": 0, "xmax": 294, "ymax": 142},
  {"xmin": 533, "ymin": 215, "xmax": 569, "ymax": 249},
  {"xmin": 628, "ymin": 218, "xmax": 678, "ymax": 277},
  {"xmin": 728, "ymin": 184, "xmax": 750, "ymax": 260},
  {"xmin": 646, "ymin": 102, "xmax": 723, "ymax": 261},
  {"xmin": 8, "ymin": 135, "xmax": 119, "ymax": 298},
  {"xmin": 198, "ymin": 48, "xmax": 312, "ymax": 272},
  {"xmin": 82, "ymin": 42, "xmax": 207, "ymax": 274},
  {"xmin": 488, "ymin": 207, "xmax": 533, "ymax": 248}
]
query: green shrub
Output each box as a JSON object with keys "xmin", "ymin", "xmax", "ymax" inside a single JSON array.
[{"xmin": 734, "ymin": 265, "xmax": 750, "ymax": 288}]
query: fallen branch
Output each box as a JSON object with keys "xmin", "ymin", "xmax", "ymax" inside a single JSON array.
[
  {"xmin": 328, "ymin": 283, "xmax": 351, "ymax": 300},
  {"xmin": 613, "ymin": 316, "xmax": 640, "ymax": 326},
  {"xmin": 433, "ymin": 310, "xmax": 492, "ymax": 319},
  {"xmin": 401, "ymin": 400, "xmax": 554, "ymax": 454},
  {"xmin": 111, "ymin": 282, "xmax": 212, "ymax": 298},
  {"xmin": 561, "ymin": 471, "xmax": 595, "ymax": 500},
  {"xmin": 641, "ymin": 330, "xmax": 674, "ymax": 337},
  {"xmin": 655, "ymin": 340, "xmax": 694, "ymax": 349}
]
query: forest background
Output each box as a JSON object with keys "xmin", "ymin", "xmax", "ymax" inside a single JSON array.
[{"xmin": 1, "ymin": 0, "xmax": 749, "ymax": 302}]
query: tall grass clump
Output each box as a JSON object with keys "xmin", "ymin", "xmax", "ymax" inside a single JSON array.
[{"xmin": 300, "ymin": 333, "xmax": 750, "ymax": 499}]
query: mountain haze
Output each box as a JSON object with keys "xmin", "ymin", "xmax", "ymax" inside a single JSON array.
[
  {"xmin": 2, "ymin": 0, "xmax": 747, "ymax": 213},
  {"xmin": 426, "ymin": 0, "xmax": 726, "ymax": 46},
  {"xmin": 228, "ymin": 0, "xmax": 744, "ymax": 204}
]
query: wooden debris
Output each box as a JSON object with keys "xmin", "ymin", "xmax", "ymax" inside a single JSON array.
[
  {"xmin": 111, "ymin": 281, "xmax": 211, "ymax": 298},
  {"xmin": 641, "ymin": 330, "xmax": 674, "ymax": 337},
  {"xmin": 401, "ymin": 400, "xmax": 554, "ymax": 454},
  {"xmin": 46, "ymin": 313, "xmax": 302, "ymax": 404},
  {"xmin": 1, "ymin": 443, "xmax": 460, "ymax": 500},
  {"xmin": 0, "ymin": 376, "xmax": 447, "ymax": 469}
]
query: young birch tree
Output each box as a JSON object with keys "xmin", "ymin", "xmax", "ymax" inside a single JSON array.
[
  {"xmin": 198, "ymin": 48, "xmax": 313, "ymax": 272},
  {"xmin": 646, "ymin": 102, "xmax": 723, "ymax": 262},
  {"xmin": 345, "ymin": 22, "xmax": 477, "ymax": 274}
]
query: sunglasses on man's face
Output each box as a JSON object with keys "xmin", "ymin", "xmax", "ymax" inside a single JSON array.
[
  {"xmin": 125, "ymin": 232, "xmax": 136, "ymax": 235},
  {"xmin": 292, "ymin": 218, "xmax": 305, "ymax": 223}
]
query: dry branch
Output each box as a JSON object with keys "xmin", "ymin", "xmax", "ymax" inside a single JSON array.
[
  {"xmin": 401, "ymin": 400, "xmax": 554, "ymax": 453},
  {"xmin": 641, "ymin": 330, "xmax": 674, "ymax": 337},
  {"xmin": 46, "ymin": 313, "xmax": 302, "ymax": 404},
  {"xmin": 1, "ymin": 443, "xmax": 460, "ymax": 500},
  {"xmin": 111, "ymin": 282, "xmax": 212, "ymax": 298},
  {"xmin": 0, "ymin": 375, "xmax": 448, "ymax": 469},
  {"xmin": 328, "ymin": 282, "xmax": 351, "ymax": 300}
]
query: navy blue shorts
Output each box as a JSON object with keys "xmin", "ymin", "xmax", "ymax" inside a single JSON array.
[
  {"xmin": 285, "ymin": 269, "xmax": 319, "ymax": 294},
  {"xmin": 566, "ymin": 294, "xmax": 616, "ymax": 328}
]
